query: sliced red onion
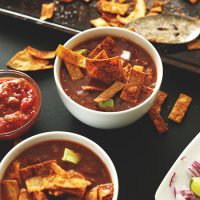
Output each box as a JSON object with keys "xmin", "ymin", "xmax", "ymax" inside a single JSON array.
[
  {"xmin": 187, "ymin": 160, "xmax": 200, "ymax": 177},
  {"xmin": 174, "ymin": 186, "xmax": 196, "ymax": 200},
  {"xmin": 170, "ymin": 172, "xmax": 176, "ymax": 187}
]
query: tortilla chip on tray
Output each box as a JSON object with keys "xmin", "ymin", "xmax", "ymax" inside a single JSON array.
[
  {"xmin": 187, "ymin": 39, "xmax": 200, "ymax": 50},
  {"xmin": 19, "ymin": 189, "xmax": 32, "ymax": 200},
  {"xmin": 86, "ymin": 56, "xmax": 124, "ymax": 84},
  {"xmin": 94, "ymin": 81, "xmax": 125, "ymax": 103},
  {"xmin": 7, "ymin": 48, "xmax": 53, "ymax": 71},
  {"xmin": 56, "ymin": 45, "xmax": 86, "ymax": 68},
  {"xmin": 120, "ymin": 68, "xmax": 145, "ymax": 104},
  {"xmin": 90, "ymin": 18, "xmax": 110, "ymax": 27},
  {"xmin": 40, "ymin": 3, "xmax": 55, "ymax": 21},
  {"xmin": 27, "ymin": 46, "xmax": 55, "ymax": 59},
  {"xmin": 168, "ymin": 93, "xmax": 192, "ymax": 123},
  {"xmin": 98, "ymin": 0, "xmax": 129, "ymax": 15},
  {"xmin": 88, "ymin": 36, "xmax": 115, "ymax": 58}
]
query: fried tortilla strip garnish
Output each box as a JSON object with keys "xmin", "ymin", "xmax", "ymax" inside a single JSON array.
[
  {"xmin": 7, "ymin": 48, "xmax": 53, "ymax": 71},
  {"xmin": 27, "ymin": 46, "xmax": 55, "ymax": 59},
  {"xmin": 85, "ymin": 183, "xmax": 114, "ymax": 200},
  {"xmin": 1, "ymin": 180, "xmax": 20, "ymax": 200},
  {"xmin": 19, "ymin": 189, "xmax": 32, "ymax": 200},
  {"xmin": 188, "ymin": 0, "xmax": 198, "ymax": 4},
  {"xmin": 94, "ymin": 81, "xmax": 124, "ymax": 103},
  {"xmin": 56, "ymin": 45, "xmax": 86, "ymax": 68},
  {"xmin": 86, "ymin": 56, "xmax": 124, "ymax": 84},
  {"xmin": 95, "ymin": 50, "xmax": 108, "ymax": 59},
  {"xmin": 98, "ymin": 0, "xmax": 129, "ymax": 15},
  {"xmin": 90, "ymin": 18, "xmax": 109, "ymax": 27},
  {"xmin": 187, "ymin": 39, "xmax": 200, "ymax": 50},
  {"xmin": 88, "ymin": 36, "xmax": 115, "ymax": 58},
  {"xmin": 33, "ymin": 191, "xmax": 48, "ymax": 200},
  {"xmin": 7, "ymin": 161, "xmax": 21, "ymax": 185},
  {"xmin": 149, "ymin": 108, "xmax": 168, "ymax": 134},
  {"xmin": 120, "ymin": 68, "xmax": 145, "ymax": 104},
  {"xmin": 40, "ymin": 3, "xmax": 55, "ymax": 21},
  {"xmin": 81, "ymin": 85, "xmax": 106, "ymax": 92},
  {"xmin": 168, "ymin": 93, "xmax": 192, "ymax": 123},
  {"xmin": 116, "ymin": 0, "xmax": 146, "ymax": 24}
]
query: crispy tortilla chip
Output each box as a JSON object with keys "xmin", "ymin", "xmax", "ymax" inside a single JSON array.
[
  {"xmin": 81, "ymin": 85, "xmax": 106, "ymax": 92},
  {"xmin": 149, "ymin": 108, "xmax": 168, "ymax": 134},
  {"xmin": 27, "ymin": 46, "xmax": 55, "ymax": 59},
  {"xmin": 85, "ymin": 187, "xmax": 98, "ymax": 200},
  {"xmin": 88, "ymin": 36, "xmax": 115, "ymax": 58},
  {"xmin": 40, "ymin": 3, "xmax": 55, "ymax": 21},
  {"xmin": 86, "ymin": 57, "xmax": 124, "ymax": 84},
  {"xmin": 33, "ymin": 191, "xmax": 48, "ymax": 200},
  {"xmin": 95, "ymin": 50, "xmax": 108, "ymax": 59},
  {"xmin": 56, "ymin": 45, "xmax": 86, "ymax": 68},
  {"xmin": 120, "ymin": 68, "xmax": 145, "ymax": 104},
  {"xmin": 7, "ymin": 48, "xmax": 53, "ymax": 71},
  {"xmin": 94, "ymin": 81, "xmax": 124, "ymax": 102},
  {"xmin": 188, "ymin": 0, "xmax": 198, "ymax": 4},
  {"xmin": 98, "ymin": 1, "xmax": 129, "ymax": 15},
  {"xmin": 1, "ymin": 180, "xmax": 20, "ymax": 200},
  {"xmin": 150, "ymin": 6, "xmax": 162, "ymax": 13},
  {"xmin": 140, "ymin": 86, "xmax": 153, "ymax": 100},
  {"xmin": 187, "ymin": 39, "xmax": 200, "ymax": 50},
  {"xmin": 117, "ymin": 0, "xmax": 146, "ymax": 24},
  {"xmin": 7, "ymin": 161, "xmax": 21, "ymax": 185},
  {"xmin": 151, "ymin": 91, "xmax": 168, "ymax": 113},
  {"xmin": 168, "ymin": 93, "xmax": 192, "ymax": 123},
  {"xmin": 90, "ymin": 18, "xmax": 109, "ymax": 27},
  {"xmin": 19, "ymin": 189, "xmax": 32, "ymax": 200}
]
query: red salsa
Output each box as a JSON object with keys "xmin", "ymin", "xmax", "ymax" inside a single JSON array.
[
  {"xmin": 0, "ymin": 77, "xmax": 40, "ymax": 134},
  {"xmin": 60, "ymin": 36, "xmax": 157, "ymax": 112}
]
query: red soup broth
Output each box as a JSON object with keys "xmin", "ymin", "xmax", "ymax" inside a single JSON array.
[{"xmin": 60, "ymin": 37, "xmax": 157, "ymax": 112}]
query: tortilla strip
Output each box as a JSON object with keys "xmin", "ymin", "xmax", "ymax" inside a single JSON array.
[
  {"xmin": 64, "ymin": 61, "xmax": 84, "ymax": 81},
  {"xmin": 33, "ymin": 191, "xmax": 48, "ymax": 200},
  {"xmin": 1, "ymin": 180, "xmax": 20, "ymax": 200},
  {"xmin": 81, "ymin": 85, "xmax": 106, "ymax": 92},
  {"xmin": 95, "ymin": 50, "xmax": 108, "ymax": 59},
  {"xmin": 19, "ymin": 189, "xmax": 32, "ymax": 200},
  {"xmin": 189, "ymin": 0, "xmax": 198, "ymax": 4},
  {"xmin": 40, "ymin": 3, "xmax": 55, "ymax": 21},
  {"xmin": 7, "ymin": 161, "xmax": 21, "ymax": 185},
  {"xmin": 98, "ymin": 1, "xmax": 129, "ymax": 15},
  {"xmin": 7, "ymin": 48, "xmax": 53, "ymax": 71},
  {"xmin": 90, "ymin": 18, "xmax": 109, "ymax": 27},
  {"xmin": 141, "ymin": 86, "xmax": 153, "ymax": 99},
  {"xmin": 94, "ymin": 81, "xmax": 124, "ymax": 102},
  {"xmin": 85, "ymin": 187, "xmax": 98, "ymax": 200},
  {"xmin": 117, "ymin": 0, "xmax": 146, "ymax": 24},
  {"xmin": 149, "ymin": 108, "xmax": 168, "ymax": 134},
  {"xmin": 187, "ymin": 39, "xmax": 200, "ymax": 50},
  {"xmin": 144, "ymin": 67, "xmax": 153, "ymax": 86},
  {"xmin": 86, "ymin": 57, "xmax": 124, "ymax": 84},
  {"xmin": 151, "ymin": 91, "xmax": 168, "ymax": 113},
  {"xmin": 27, "ymin": 46, "xmax": 55, "ymax": 59},
  {"xmin": 56, "ymin": 45, "xmax": 86, "ymax": 68},
  {"xmin": 20, "ymin": 160, "xmax": 56, "ymax": 182},
  {"xmin": 88, "ymin": 36, "xmax": 115, "ymax": 58},
  {"xmin": 120, "ymin": 68, "xmax": 145, "ymax": 104},
  {"xmin": 168, "ymin": 93, "xmax": 192, "ymax": 123}
]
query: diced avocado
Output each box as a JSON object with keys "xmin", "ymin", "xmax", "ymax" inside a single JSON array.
[
  {"xmin": 190, "ymin": 177, "xmax": 200, "ymax": 197},
  {"xmin": 76, "ymin": 49, "xmax": 88, "ymax": 55},
  {"xmin": 62, "ymin": 148, "xmax": 81, "ymax": 164},
  {"xmin": 98, "ymin": 99, "xmax": 114, "ymax": 109}
]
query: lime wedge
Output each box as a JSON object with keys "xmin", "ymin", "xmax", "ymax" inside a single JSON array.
[{"xmin": 190, "ymin": 177, "xmax": 200, "ymax": 197}]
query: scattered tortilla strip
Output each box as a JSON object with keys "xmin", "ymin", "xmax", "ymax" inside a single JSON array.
[
  {"xmin": 56, "ymin": 45, "xmax": 86, "ymax": 68},
  {"xmin": 7, "ymin": 161, "xmax": 21, "ymax": 185},
  {"xmin": 149, "ymin": 108, "xmax": 168, "ymax": 134},
  {"xmin": 116, "ymin": 0, "xmax": 146, "ymax": 24},
  {"xmin": 187, "ymin": 39, "xmax": 200, "ymax": 50},
  {"xmin": 88, "ymin": 36, "xmax": 115, "ymax": 58},
  {"xmin": 151, "ymin": 91, "xmax": 168, "ymax": 113},
  {"xmin": 95, "ymin": 50, "xmax": 108, "ymax": 59},
  {"xmin": 40, "ymin": 3, "xmax": 55, "ymax": 21},
  {"xmin": 168, "ymin": 93, "xmax": 192, "ymax": 123},
  {"xmin": 19, "ymin": 189, "xmax": 32, "ymax": 200},
  {"xmin": 85, "ymin": 183, "xmax": 114, "ymax": 200},
  {"xmin": 98, "ymin": 1, "xmax": 129, "ymax": 15},
  {"xmin": 90, "ymin": 18, "xmax": 109, "ymax": 27},
  {"xmin": 94, "ymin": 81, "xmax": 124, "ymax": 102},
  {"xmin": 1, "ymin": 180, "xmax": 20, "ymax": 200},
  {"xmin": 120, "ymin": 68, "xmax": 145, "ymax": 104},
  {"xmin": 81, "ymin": 85, "xmax": 106, "ymax": 92},
  {"xmin": 7, "ymin": 48, "xmax": 53, "ymax": 71},
  {"xmin": 20, "ymin": 160, "xmax": 56, "ymax": 182},
  {"xmin": 33, "ymin": 191, "xmax": 48, "ymax": 200},
  {"xmin": 86, "ymin": 56, "xmax": 124, "ymax": 84},
  {"xmin": 27, "ymin": 46, "xmax": 55, "ymax": 59},
  {"xmin": 188, "ymin": 0, "xmax": 198, "ymax": 4},
  {"xmin": 64, "ymin": 61, "xmax": 84, "ymax": 81}
]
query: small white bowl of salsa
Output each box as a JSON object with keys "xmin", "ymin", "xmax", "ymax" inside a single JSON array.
[{"xmin": 54, "ymin": 27, "xmax": 163, "ymax": 129}]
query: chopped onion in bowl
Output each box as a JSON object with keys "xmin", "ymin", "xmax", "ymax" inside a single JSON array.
[{"xmin": 174, "ymin": 186, "xmax": 196, "ymax": 200}]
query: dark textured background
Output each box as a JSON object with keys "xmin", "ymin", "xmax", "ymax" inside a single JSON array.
[{"xmin": 0, "ymin": 14, "xmax": 200, "ymax": 200}]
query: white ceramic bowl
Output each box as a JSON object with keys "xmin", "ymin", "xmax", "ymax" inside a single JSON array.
[
  {"xmin": 54, "ymin": 27, "xmax": 163, "ymax": 129},
  {"xmin": 0, "ymin": 131, "xmax": 118, "ymax": 200}
]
